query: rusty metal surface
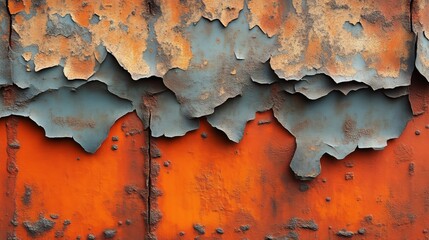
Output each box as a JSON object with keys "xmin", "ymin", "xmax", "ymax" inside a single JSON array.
[
  {"xmin": 207, "ymin": 82, "xmax": 274, "ymax": 142},
  {"xmin": 162, "ymin": 5, "xmax": 276, "ymax": 118},
  {"xmin": 0, "ymin": 0, "xmax": 427, "ymax": 174},
  {"xmin": 264, "ymin": 0, "xmax": 415, "ymax": 89},
  {"xmin": 273, "ymin": 88, "xmax": 411, "ymax": 178},
  {"xmin": 2, "ymin": 0, "xmax": 429, "ymax": 238},
  {"xmin": 0, "ymin": 0, "xmax": 10, "ymax": 85},
  {"xmin": 0, "ymin": 0, "xmax": 422, "ymax": 165},
  {"xmin": 414, "ymin": 0, "xmax": 429, "ymax": 82},
  {"xmin": 1, "ymin": 114, "xmax": 149, "ymax": 239},
  {"xmin": 150, "ymin": 105, "xmax": 429, "ymax": 239}
]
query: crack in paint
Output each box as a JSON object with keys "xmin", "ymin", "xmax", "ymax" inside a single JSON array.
[{"xmin": 146, "ymin": 112, "xmax": 153, "ymax": 238}]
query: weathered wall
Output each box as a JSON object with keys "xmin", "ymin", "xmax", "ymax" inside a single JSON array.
[{"xmin": 1, "ymin": 0, "xmax": 429, "ymax": 239}]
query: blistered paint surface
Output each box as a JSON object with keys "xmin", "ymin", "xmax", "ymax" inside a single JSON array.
[
  {"xmin": 2, "ymin": 0, "xmax": 429, "ymax": 238},
  {"xmin": 264, "ymin": 0, "xmax": 415, "ymax": 89},
  {"xmin": 0, "ymin": 0, "xmax": 427, "ymax": 174}
]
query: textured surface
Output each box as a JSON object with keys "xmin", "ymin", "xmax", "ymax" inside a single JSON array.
[
  {"xmin": 273, "ymin": 89, "xmax": 411, "ymax": 178},
  {"xmin": 150, "ymin": 107, "xmax": 429, "ymax": 239},
  {"xmin": 2, "ymin": 0, "xmax": 429, "ymax": 238},
  {"xmin": 265, "ymin": 0, "xmax": 415, "ymax": 89},
  {"xmin": 414, "ymin": 0, "xmax": 429, "ymax": 82},
  {"xmin": 0, "ymin": 114, "xmax": 149, "ymax": 239},
  {"xmin": 1, "ymin": 0, "xmax": 421, "ymax": 164}
]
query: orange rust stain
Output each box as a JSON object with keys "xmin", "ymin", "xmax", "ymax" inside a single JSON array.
[
  {"xmin": 163, "ymin": 0, "xmax": 185, "ymax": 24},
  {"xmin": 8, "ymin": 113, "xmax": 147, "ymax": 239},
  {"xmin": 13, "ymin": 14, "xmax": 24, "ymax": 25},
  {"xmin": 414, "ymin": 0, "xmax": 429, "ymax": 31},
  {"xmin": 70, "ymin": 6, "xmax": 94, "ymax": 28},
  {"xmin": 304, "ymin": 33, "xmax": 323, "ymax": 68},
  {"xmin": 365, "ymin": 23, "xmax": 410, "ymax": 77},
  {"xmin": 151, "ymin": 107, "xmax": 429, "ymax": 239},
  {"xmin": 8, "ymin": 0, "xmax": 25, "ymax": 15},
  {"xmin": 63, "ymin": 55, "xmax": 97, "ymax": 80},
  {"xmin": 248, "ymin": 0, "xmax": 285, "ymax": 37},
  {"xmin": 374, "ymin": 0, "xmax": 408, "ymax": 22}
]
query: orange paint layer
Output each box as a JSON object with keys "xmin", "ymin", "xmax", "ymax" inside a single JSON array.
[
  {"xmin": 2, "ymin": 113, "xmax": 148, "ymax": 239},
  {"xmin": 152, "ymin": 108, "xmax": 429, "ymax": 239}
]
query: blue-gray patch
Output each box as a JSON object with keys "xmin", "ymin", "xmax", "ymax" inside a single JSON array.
[
  {"xmin": 207, "ymin": 82, "xmax": 273, "ymax": 142},
  {"xmin": 46, "ymin": 13, "xmax": 92, "ymax": 43},
  {"xmin": 342, "ymin": 21, "xmax": 363, "ymax": 38},
  {"xmin": 163, "ymin": 4, "xmax": 277, "ymax": 118},
  {"xmin": 416, "ymin": 31, "xmax": 429, "ymax": 82},
  {"xmin": 0, "ymin": 0, "xmax": 10, "ymax": 86},
  {"xmin": 89, "ymin": 54, "xmax": 199, "ymax": 136},
  {"xmin": 273, "ymin": 89, "xmax": 412, "ymax": 179},
  {"xmin": 0, "ymin": 82, "xmax": 133, "ymax": 153}
]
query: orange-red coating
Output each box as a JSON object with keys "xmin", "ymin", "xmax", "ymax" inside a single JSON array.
[
  {"xmin": 1, "ymin": 113, "xmax": 148, "ymax": 239},
  {"xmin": 152, "ymin": 107, "xmax": 429, "ymax": 239},
  {"xmin": 1, "ymin": 102, "xmax": 429, "ymax": 239}
]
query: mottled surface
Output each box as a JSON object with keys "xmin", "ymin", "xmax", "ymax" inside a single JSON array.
[
  {"xmin": 263, "ymin": 0, "xmax": 415, "ymax": 89},
  {"xmin": 414, "ymin": 0, "xmax": 429, "ymax": 81},
  {"xmin": 2, "ymin": 1, "xmax": 429, "ymax": 239},
  {"xmin": 0, "ymin": 0, "xmax": 426, "ymax": 177},
  {"xmin": 0, "ymin": 0, "xmax": 10, "ymax": 85},
  {"xmin": 273, "ymin": 89, "xmax": 412, "ymax": 178},
  {"xmin": 207, "ymin": 82, "xmax": 274, "ymax": 142}
]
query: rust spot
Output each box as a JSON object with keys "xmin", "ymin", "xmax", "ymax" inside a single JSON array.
[
  {"xmin": 52, "ymin": 116, "xmax": 96, "ymax": 130},
  {"xmin": 193, "ymin": 223, "xmax": 205, "ymax": 235},
  {"xmin": 150, "ymin": 144, "xmax": 162, "ymax": 159},
  {"xmin": 287, "ymin": 217, "xmax": 318, "ymax": 231},
  {"xmin": 2, "ymin": 86, "xmax": 17, "ymax": 107},
  {"xmin": 409, "ymin": 70, "xmax": 429, "ymax": 115},
  {"xmin": 345, "ymin": 172, "xmax": 354, "ymax": 180},
  {"xmin": 394, "ymin": 144, "xmax": 414, "ymax": 163},
  {"xmin": 21, "ymin": 185, "xmax": 32, "ymax": 206},
  {"xmin": 343, "ymin": 117, "xmax": 374, "ymax": 143},
  {"xmin": 409, "ymin": 162, "xmax": 415, "ymax": 175},
  {"xmin": 142, "ymin": 95, "xmax": 158, "ymax": 112},
  {"xmin": 22, "ymin": 216, "xmax": 55, "ymax": 236}
]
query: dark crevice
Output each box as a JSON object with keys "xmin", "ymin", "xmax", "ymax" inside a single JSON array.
[
  {"xmin": 146, "ymin": 112, "xmax": 153, "ymax": 235},
  {"xmin": 146, "ymin": 0, "xmax": 161, "ymax": 16},
  {"xmin": 6, "ymin": 0, "xmax": 12, "ymax": 48},
  {"xmin": 410, "ymin": 0, "xmax": 414, "ymax": 33}
]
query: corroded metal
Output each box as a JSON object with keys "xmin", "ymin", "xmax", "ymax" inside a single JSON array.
[
  {"xmin": 0, "ymin": 0, "xmax": 10, "ymax": 85},
  {"xmin": 4, "ymin": 1, "xmax": 429, "ymax": 239},
  {"xmin": 273, "ymin": 89, "xmax": 412, "ymax": 178},
  {"xmin": 0, "ymin": 0, "xmax": 428, "ymax": 179},
  {"xmin": 414, "ymin": 0, "xmax": 429, "ymax": 82}
]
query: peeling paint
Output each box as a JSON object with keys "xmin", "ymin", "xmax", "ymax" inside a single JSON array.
[
  {"xmin": 273, "ymin": 89, "xmax": 412, "ymax": 178},
  {"xmin": 266, "ymin": 0, "xmax": 415, "ymax": 89},
  {"xmin": 207, "ymin": 82, "xmax": 274, "ymax": 142},
  {"xmin": 27, "ymin": 82, "xmax": 133, "ymax": 153},
  {"xmin": 291, "ymin": 74, "xmax": 368, "ymax": 100},
  {"xmin": 163, "ymin": 5, "xmax": 276, "ymax": 117},
  {"xmin": 413, "ymin": 0, "xmax": 429, "ymax": 82},
  {"xmin": 0, "ymin": 0, "xmax": 424, "ymax": 180},
  {"xmin": 3, "ymin": 1, "xmax": 429, "ymax": 238}
]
